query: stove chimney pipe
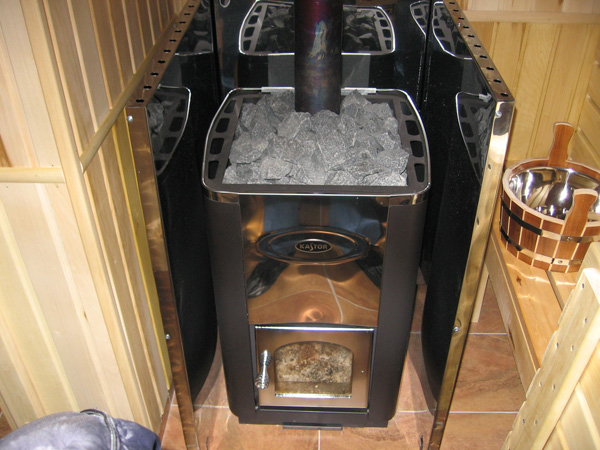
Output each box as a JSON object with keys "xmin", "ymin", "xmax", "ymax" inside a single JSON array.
[{"xmin": 294, "ymin": 0, "xmax": 343, "ymax": 114}]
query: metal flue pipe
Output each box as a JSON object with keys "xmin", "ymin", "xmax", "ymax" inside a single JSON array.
[{"xmin": 294, "ymin": 0, "xmax": 343, "ymax": 114}]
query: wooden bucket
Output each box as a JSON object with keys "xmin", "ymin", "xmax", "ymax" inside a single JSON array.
[{"xmin": 500, "ymin": 123, "xmax": 600, "ymax": 273}]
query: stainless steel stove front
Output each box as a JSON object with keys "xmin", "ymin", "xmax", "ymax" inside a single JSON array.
[{"xmin": 241, "ymin": 195, "xmax": 387, "ymax": 328}]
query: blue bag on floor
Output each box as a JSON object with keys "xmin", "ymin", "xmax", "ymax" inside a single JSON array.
[{"xmin": 0, "ymin": 409, "xmax": 161, "ymax": 450}]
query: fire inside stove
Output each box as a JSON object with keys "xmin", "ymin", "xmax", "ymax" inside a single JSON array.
[{"xmin": 274, "ymin": 341, "xmax": 353, "ymax": 398}]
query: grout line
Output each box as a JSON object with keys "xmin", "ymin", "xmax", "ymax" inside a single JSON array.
[
  {"xmin": 468, "ymin": 332, "xmax": 508, "ymax": 335},
  {"xmin": 449, "ymin": 410, "xmax": 519, "ymax": 414},
  {"xmin": 396, "ymin": 409, "xmax": 432, "ymax": 414},
  {"xmin": 193, "ymin": 405, "xmax": 229, "ymax": 409},
  {"xmin": 318, "ymin": 430, "xmax": 321, "ymax": 449}
]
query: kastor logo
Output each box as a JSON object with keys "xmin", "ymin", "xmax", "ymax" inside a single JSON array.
[{"xmin": 295, "ymin": 239, "xmax": 332, "ymax": 254}]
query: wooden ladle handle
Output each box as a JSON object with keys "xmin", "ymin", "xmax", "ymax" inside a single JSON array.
[
  {"xmin": 547, "ymin": 122, "xmax": 575, "ymax": 168},
  {"xmin": 563, "ymin": 189, "xmax": 598, "ymax": 236}
]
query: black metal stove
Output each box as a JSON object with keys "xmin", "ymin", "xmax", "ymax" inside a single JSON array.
[{"xmin": 202, "ymin": 87, "xmax": 429, "ymax": 427}]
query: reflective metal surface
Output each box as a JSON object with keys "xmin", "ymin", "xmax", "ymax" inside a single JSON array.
[
  {"xmin": 215, "ymin": 0, "xmax": 427, "ymax": 98},
  {"xmin": 294, "ymin": 0, "xmax": 343, "ymax": 114},
  {"xmin": 148, "ymin": 86, "xmax": 191, "ymax": 175},
  {"xmin": 239, "ymin": 2, "xmax": 395, "ymax": 56},
  {"xmin": 125, "ymin": 2, "xmax": 206, "ymax": 447},
  {"xmin": 243, "ymin": 195, "xmax": 387, "ymax": 327},
  {"xmin": 417, "ymin": 1, "xmax": 514, "ymax": 447},
  {"xmin": 456, "ymin": 92, "xmax": 495, "ymax": 183},
  {"xmin": 256, "ymin": 227, "xmax": 371, "ymax": 264},
  {"xmin": 125, "ymin": 2, "xmax": 220, "ymax": 447},
  {"xmin": 508, "ymin": 167, "xmax": 600, "ymax": 221}
]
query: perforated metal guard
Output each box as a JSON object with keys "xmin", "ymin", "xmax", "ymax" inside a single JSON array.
[{"xmin": 239, "ymin": 2, "xmax": 395, "ymax": 56}]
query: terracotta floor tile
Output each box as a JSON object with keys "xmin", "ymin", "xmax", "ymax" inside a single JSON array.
[
  {"xmin": 441, "ymin": 412, "xmax": 516, "ymax": 450},
  {"xmin": 319, "ymin": 411, "xmax": 433, "ymax": 450},
  {"xmin": 195, "ymin": 407, "xmax": 319, "ymax": 450},
  {"xmin": 398, "ymin": 333, "xmax": 435, "ymax": 413},
  {"xmin": 451, "ymin": 334, "xmax": 524, "ymax": 412},
  {"xmin": 160, "ymin": 401, "xmax": 186, "ymax": 450},
  {"xmin": 470, "ymin": 282, "xmax": 506, "ymax": 334}
]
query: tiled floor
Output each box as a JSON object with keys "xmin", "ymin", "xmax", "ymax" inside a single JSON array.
[
  {"xmin": 0, "ymin": 281, "xmax": 523, "ymax": 449},
  {"xmin": 442, "ymin": 282, "xmax": 524, "ymax": 449},
  {"xmin": 162, "ymin": 281, "xmax": 525, "ymax": 449}
]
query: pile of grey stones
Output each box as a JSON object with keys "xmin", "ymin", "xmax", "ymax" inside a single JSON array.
[{"xmin": 222, "ymin": 90, "xmax": 410, "ymax": 186}]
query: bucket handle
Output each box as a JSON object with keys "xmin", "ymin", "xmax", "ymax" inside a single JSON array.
[
  {"xmin": 563, "ymin": 189, "xmax": 599, "ymax": 236},
  {"xmin": 547, "ymin": 122, "xmax": 575, "ymax": 168}
]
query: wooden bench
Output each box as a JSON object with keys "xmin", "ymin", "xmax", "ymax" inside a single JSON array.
[{"xmin": 478, "ymin": 220, "xmax": 578, "ymax": 389}]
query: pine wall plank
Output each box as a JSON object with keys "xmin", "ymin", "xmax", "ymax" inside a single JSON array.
[
  {"xmin": 461, "ymin": 0, "xmax": 599, "ymax": 13},
  {"xmin": 136, "ymin": 0, "xmax": 154, "ymax": 57},
  {"xmin": 89, "ymin": 0, "xmax": 124, "ymax": 105},
  {"xmin": 0, "ymin": 1, "xmax": 61, "ymax": 168},
  {"xmin": 0, "ymin": 0, "xmax": 185, "ymax": 431}
]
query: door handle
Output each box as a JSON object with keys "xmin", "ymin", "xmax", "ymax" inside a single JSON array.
[{"xmin": 255, "ymin": 350, "xmax": 272, "ymax": 389}]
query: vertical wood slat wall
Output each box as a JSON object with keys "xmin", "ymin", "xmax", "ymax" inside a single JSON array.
[
  {"xmin": 458, "ymin": 0, "xmax": 600, "ymax": 169},
  {"xmin": 0, "ymin": 0, "xmax": 186, "ymax": 432}
]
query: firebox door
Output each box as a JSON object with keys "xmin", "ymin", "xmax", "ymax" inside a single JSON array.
[{"xmin": 254, "ymin": 326, "xmax": 373, "ymax": 409}]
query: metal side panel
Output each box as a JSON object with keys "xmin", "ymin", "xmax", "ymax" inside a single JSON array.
[
  {"xmin": 204, "ymin": 196, "xmax": 257, "ymax": 420},
  {"xmin": 368, "ymin": 198, "xmax": 428, "ymax": 425}
]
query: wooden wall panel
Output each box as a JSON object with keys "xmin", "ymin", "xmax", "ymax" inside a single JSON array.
[
  {"xmin": 460, "ymin": 0, "xmax": 600, "ymax": 13},
  {"xmin": 136, "ymin": 0, "xmax": 154, "ymax": 56},
  {"xmin": 147, "ymin": 0, "xmax": 162, "ymax": 43},
  {"xmin": 0, "ymin": 0, "xmax": 185, "ymax": 432},
  {"xmin": 158, "ymin": 0, "xmax": 170, "ymax": 31},
  {"xmin": 532, "ymin": 24, "xmax": 595, "ymax": 157},
  {"xmin": 498, "ymin": 23, "xmax": 557, "ymax": 163},
  {"xmin": 43, "ymin": 1, "xmax": 98, "ymax": 151},
  {"xmin": 570, "ymin": 38, "xmax": 600, "ymax": 170},
  {"xmin": 467, "ymin": 11, "xmax": 600, "ymax": 167},
  {"xmin": 108, "ymin": 1, "xmax": 135, "ymax": 84},
  {"xmin": 470, "ymin": 20, "xmax": 495, "ymax": 49},
  {"xmin": 89, "ymin": 1, "xmax": 124, "ymax": 105},
  {"xmin": 122, "ymin": 0, "xmax": 146, "ymax": 71},
  {"xmin": 0, "ymin": 182, "xmax": 138, "ymax": 423},
  {"xmin": 69, "ymin": 2, "xmax": 110, "ymax": 129},
  {"xmin": 489, "ymin": 22, "xmax": 526, "ymax": 92},
  {"xmin": 0, "ymin": 1, "xmax": 61, "ymax": 168},
  {"xmin": 0, "ymin": 192, "xmax": 77, "ymax": 425}
]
